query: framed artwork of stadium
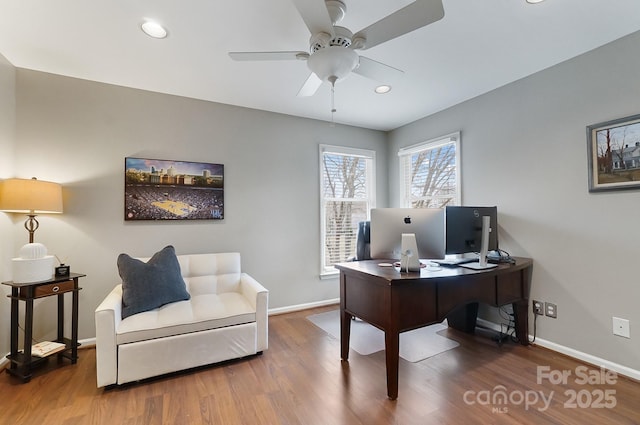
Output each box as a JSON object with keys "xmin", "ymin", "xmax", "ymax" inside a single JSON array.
[{"xmin": 124, "ymin": 157, "xmax": 224, "ymax": 221}]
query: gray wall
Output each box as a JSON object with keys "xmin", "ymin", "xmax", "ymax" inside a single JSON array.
[
  {"xmin": 0, "ymin": 53, "xmax": 16, "ymax": 351},
  {"xmin": 3, "ymin": 69, "xmax": 388, "ymax": 351},
  {"xmin": 389, "ymin": 31, "xmax": 640, "ymax": 372}
]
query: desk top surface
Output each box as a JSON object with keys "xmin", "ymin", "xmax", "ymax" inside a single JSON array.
[
  {"xmin": 2, "ymin": 273, "xmax": 86, "ymax": 287},
  {"xmin": 335, "ymin": 257, "xmax": 532, "ymax": 282}
]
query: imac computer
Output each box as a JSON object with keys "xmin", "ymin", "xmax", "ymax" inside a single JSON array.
[
  {"xmin": 442, "ymin": 205, "xmax": 498, "ymax": 269},
  {"xmin": 370, "ymin": 208, "xmax": 445, "ymax": 268}
]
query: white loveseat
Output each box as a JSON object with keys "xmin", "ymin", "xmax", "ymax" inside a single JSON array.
[{"xmin": 95, "ymin": 251, "xmax": 268, "ymax": 387}]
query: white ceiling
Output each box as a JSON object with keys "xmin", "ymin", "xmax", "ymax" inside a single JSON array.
[{"xmin": 1, "ymin": 0, "xmax": 640, "ymax": 131}]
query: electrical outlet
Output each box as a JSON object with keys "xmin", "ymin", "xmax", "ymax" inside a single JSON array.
[
  {"xmin": 545, "ymin": 302, "xmax": 557, "ymax": 318},
  {"xmin": 532, "ymin": 300, "xmax": 544, "ymax": 315},
  {"xmin": 612, "ymin": 317, "xmax": 630, "ymax": 338}
]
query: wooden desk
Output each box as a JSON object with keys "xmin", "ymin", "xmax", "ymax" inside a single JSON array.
[
  {"xmin": 2, "ymin": 273, "xmax": 85, "ymax": 383},
  {"xmin": 335, "ymin": 258, "xmax": 533, "ymax": 400}
]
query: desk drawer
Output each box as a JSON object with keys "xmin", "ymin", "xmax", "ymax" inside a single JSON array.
[{"xmin": 30, "ymin": 280, "xmax": 75, "ymax": 298}]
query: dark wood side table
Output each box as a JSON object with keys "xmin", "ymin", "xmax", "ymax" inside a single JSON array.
[{"xmin": 2, "ymin": 273, "xmax": 85, "ymax": 383}]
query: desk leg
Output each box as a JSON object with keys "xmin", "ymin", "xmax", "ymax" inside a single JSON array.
[
  {"xmin": 339, "ymin": 272, "xmax": 352, "ymax": 361},
  {"xmin": 513, "ymin": 266, "xmax": 531, "ymax": 346},
  {"xmin": 71, "ymin": 288, "xmax": 80, "ymax": 363},
  {"xmin": 384, "ymin": 330, "xmax": 400, "ymax": 400},
  {"xmin": 57, "ymin": 292, "xmax": 65, "ymax": 342},
  {"xmin": 340, "ymin": 309, "xmax": 352, "ymax": 361},
  {"xmin": 9, "ymin": 288, "xmax": 19, "ymax": 374},
  {"xmin": 22, "ymin": 298, "xmax": 35, "ymax": 382},
  {"xmin": 512, "ymin": 299, "xmax": 529, "ymax": 345}
]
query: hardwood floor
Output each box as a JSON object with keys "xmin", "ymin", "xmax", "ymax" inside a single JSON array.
[{"xmin": 2, "ymin": 305, "xmax": 639, "ymax": 424}]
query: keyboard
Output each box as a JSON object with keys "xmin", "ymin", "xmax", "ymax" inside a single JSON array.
[{"xmin": 434, "ymin": 256, "xmax": 478, "ymax": 266}]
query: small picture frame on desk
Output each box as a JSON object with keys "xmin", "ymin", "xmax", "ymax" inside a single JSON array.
[{"xmin": 587, "ymin": 113, "xmax": 640, "ymax": 192}]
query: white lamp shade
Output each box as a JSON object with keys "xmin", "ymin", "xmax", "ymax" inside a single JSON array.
[{"xmin": 0, "ymin": 178, "xmax": 63, "ymax": 214}]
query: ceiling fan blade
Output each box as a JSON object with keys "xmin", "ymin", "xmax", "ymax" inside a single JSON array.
[
  {"xmin": 354, "ymin": 56, "xmax": 404, "ymax": 83},
  {"xmin": 297, "ymin": 73, "xmax": 323, "ymax": 97},
  {"xmin": 291, "ymin": 0, "xmax": 335, "ymax": 36},
  {"xmin": 229, "ymin": 51, "xmax": 308, "ymax": 61},
  {"xmin": 353, "ymin": 0, "xmax": 444, "ymax": 50}
]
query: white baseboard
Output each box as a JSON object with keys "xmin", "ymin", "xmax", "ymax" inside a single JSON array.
[
  {"xmin": 269, "ymin": 298, "xmax": 339, "ymax": 316},
  {"xmin": 81, "ymin": 337, "xmax": 96, "ymax": 347},
  {"xmin": 531, "ymin": 337, "xmax": 640, "ymax": 381},
  {"xmin": 476, "ymin": 318, "xmax": 640, "ymax": 381}
]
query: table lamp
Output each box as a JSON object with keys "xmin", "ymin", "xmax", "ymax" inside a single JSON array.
[
  {"xmin": 0, "ymin": 177, "xmax": 63, "ymax": 243},
  {"xmin": 0, "ymin": 177, "xmax": 63, "ymax": 282}
]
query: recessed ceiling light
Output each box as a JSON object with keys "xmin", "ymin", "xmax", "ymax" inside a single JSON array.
[
  {"xmin": 375, "ymin": 85, "xmax": 392, "ymax": 94},
  {"xmin": 141, "ymin": 21, "xmax": 168, "ymax": 39},
  {"xmin": 526, "ymin": 0, "xmax": 545, "ymax": 4}
]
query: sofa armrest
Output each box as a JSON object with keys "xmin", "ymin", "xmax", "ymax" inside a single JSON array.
[
  {"xmin": 239, "ymin": 273, "xmax": 269, "ymax": 351},
  {"xmin": 95, "ymin": 284, "xmax": 123, "ymax": 387}
]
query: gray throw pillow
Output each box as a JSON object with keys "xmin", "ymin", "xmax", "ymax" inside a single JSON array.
[{"xmin": 118, "ymin": 245, "xmax": 190, "ymax": 319}]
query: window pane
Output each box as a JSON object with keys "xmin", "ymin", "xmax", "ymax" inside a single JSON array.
[
  {"xmin": 322, "ymin": 153, "xmax": 368, "ymax": 199},
  {"xmin": 324, "ymin": 201, "xmax": 368, "ymax": 267},
  {"xmin": 320, "ymin": 145, "xmax": 375, "ymax": 274},
  {"xmin": 400, "ymin": 134, "xmax": 460, "ymax": 208}
]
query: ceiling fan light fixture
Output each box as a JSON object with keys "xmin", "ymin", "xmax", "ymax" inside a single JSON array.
[
  {"xmin": 306, "ymin": 46, "xmax": 359, "ymax": 82},
  {"xmin": 141, "ymin": 20, "xmax": 168, "ymax": 39},
  {"xmin": 375, "ymin": 85, "xmax": 392, "ymax": 94}
]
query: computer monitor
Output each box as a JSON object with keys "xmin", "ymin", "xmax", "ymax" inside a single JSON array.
[
  {"xmin": 370, "ymin": 208, "xmax": 445, "ymax": 260},
  {"xmin": 444, "ymin": 206, "xmax": 498, "ymax": 255}
]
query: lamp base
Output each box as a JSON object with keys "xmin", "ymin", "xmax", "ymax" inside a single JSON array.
[
  {"xmin": 24, "ymin": 214, "xmax": 39, "ymax": 244},
  {"xmin": 12, "ymin": 256, "xmax": 55, "ymax": 283}
]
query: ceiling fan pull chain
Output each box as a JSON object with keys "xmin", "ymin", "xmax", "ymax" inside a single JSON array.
[
  {"xmin": 329, "ymin": 75, "xmax": 337, "ymax": 124},
  {"xmin": 331, "ymin": 83, "xmax": 335, "ymax": 120}
]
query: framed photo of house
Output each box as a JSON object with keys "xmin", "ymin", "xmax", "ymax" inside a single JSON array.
[
  {"xmin": 124, "ymin": 157, "xmax": 224, "ymax": 220},
  {"xmin": 587, "ymin": 113, "xmax": 640, "ymax": 192}
]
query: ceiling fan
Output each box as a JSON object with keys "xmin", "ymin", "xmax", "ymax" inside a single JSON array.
[{"xmin": 229, "ymin": 0, "xmax": 445, "ymax": 97}]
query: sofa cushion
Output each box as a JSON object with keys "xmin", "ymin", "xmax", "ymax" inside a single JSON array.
[
  {"xmin": 116, "ymin": 292, "xmax": 256, "ymax": 344},
  {"xmin": 118, "ymin": 245, "xmax": 191, "ymax": 319}
]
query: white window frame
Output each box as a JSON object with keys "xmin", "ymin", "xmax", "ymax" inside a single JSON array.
[
  {"xmin": 319, "ymin": 144, "xmax": 376, "ymax": 277},
  {"xmin": 398, "ymin": 132, "xmax": 461, "ymax": 208}
]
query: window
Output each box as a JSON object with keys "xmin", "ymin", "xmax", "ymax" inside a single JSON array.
[
  {"xmin": 399, "ymin": 132, "xmax": 461, "ymax": 208},
  {"xmin": 320, "ymin": 145, "xmax": 375, "ymax": 275}
]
